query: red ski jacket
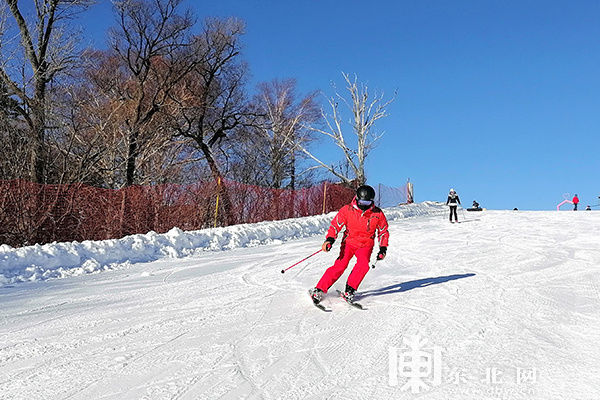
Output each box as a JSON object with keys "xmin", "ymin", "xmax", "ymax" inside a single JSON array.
[
  {"xmin": 572, "ymin": 196, "xmax": 579, "ymax": 204},
  {"xmin": 326, "ymin": 198, "xmax": 389, "ymax": 249}
]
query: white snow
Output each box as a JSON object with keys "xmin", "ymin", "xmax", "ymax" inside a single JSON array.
[{"xmin": 1, "ymin": 204, "xmax": 599, "ymax": 399}]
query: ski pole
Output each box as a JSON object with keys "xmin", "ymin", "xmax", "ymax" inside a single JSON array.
[
  {"xmin": 281, "ymin": 249, "xmax": 322, "ymax": 274},
  {"xmin": 371, "ymin": 259, "xmax": 379, "ymax": 269}
]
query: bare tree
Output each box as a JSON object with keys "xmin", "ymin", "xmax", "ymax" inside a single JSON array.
[
  {"xmin": 0, "ymin": 0, "xmax": 92, "ymax": 183},
  {"xmin": 54, "ymin": 51, "xmax": 130, "ymax": 187},
  {"xmin": 52, "ymin": 46, "xmax": 203, "ymax": 188},
  {"xmin": 165, "ymin": 17, "xmax": 250, "ymax": 224},
  {"xmin": 250, "ymin": 78, "xmax": 319, "ymax": 189},
  {"xmin": 0, "ymin": 79, "xmax": 30, "ymax": 179},
  {"xmin": 300, "ymin": 72, "xmax": 395, "ymax": 186},
  {"xmin": 110, "ymin": 0, "xmax": 200, "ymax": 186}
]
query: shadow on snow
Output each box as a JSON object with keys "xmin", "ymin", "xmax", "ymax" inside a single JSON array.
[{"xmin": 357, "ymin": 273, "xmax": 476, "ymax": 300}]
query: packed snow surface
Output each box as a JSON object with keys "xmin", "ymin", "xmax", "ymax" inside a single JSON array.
[{"xmin": 1, "ymin": 205, "xmax": 599, "ymax": 399}]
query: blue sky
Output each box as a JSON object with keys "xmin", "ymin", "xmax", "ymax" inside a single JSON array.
[{"xmin": 78, "ymin": 1, "xmax": 600, "ymax": 210}]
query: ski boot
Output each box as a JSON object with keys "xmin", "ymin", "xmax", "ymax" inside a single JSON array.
[
  {"xmin": 309, "ymin": 287, "xmax": 324, "ymax": 304},
  {"xmin": 340, "ymin": 284, "xmax": 356, "ymax": 303}
]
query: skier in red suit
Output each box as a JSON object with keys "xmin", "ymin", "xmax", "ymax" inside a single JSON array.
[
  {"xmin": 309, "ymin": 185, "xmax": 389, "ymax": 304},
  {"xmin": 572, "ymin": 194, "xmax": 579, "ymax": 211}
]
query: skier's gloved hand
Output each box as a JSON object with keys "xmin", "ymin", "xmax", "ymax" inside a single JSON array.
[
  {"xmin": 377, "ymin": 246, "xmax": 387, "ymax": 260},
  {"xmin": 322, "ymin": 237, "xmax": 335, "ymax": 252}
]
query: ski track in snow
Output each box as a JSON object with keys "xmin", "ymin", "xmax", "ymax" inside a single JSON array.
[{"xmin": 1, "ymin": 208, "xmax": 600, "ymax": 399}]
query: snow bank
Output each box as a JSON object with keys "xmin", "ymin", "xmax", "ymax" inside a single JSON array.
[{"xmin": 0, "ymin": 201, "xmax": 446, "ymax": 285}]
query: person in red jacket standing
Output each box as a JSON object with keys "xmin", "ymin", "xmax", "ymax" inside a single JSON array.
[
  {"xmin": 309, "ymin": 185, "xmax": 389, "ymax": 304},
  {"xmin": 572, "ymin": 194, "xmax": 579, "ymax": 211}
]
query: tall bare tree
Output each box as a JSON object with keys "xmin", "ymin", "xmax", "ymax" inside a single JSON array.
[
  {"xmin": 250, "ymin": 78, "xmax": 319, "ymax": 189},
  {"xmin": 165, "ymin": 17, "xmax": 250, "ymax": 224},
  {"xmin": 110, "ymin": 0, "xmax": 200, "ymax": 186},
  {"xmin": 0, "ymin": 79, "xmax": 29, "ymax": 179},
  {"xmin": 0, "ymin": 0, "xmax": 92, "ymax": 183},
  {"xmin": 54, "ymin": 51, "xmax": 130, "ymax": 187},
  {"xmin": 60, "ymin": 48, "xmax": 200, "ymax": 188},
  {"xmin": 300, "ymin": 72, "xmax": 395, "ymax": 186}
]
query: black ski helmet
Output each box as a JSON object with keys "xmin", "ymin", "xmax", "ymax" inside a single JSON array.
[{"xmin": 356, "ymin": 185, "xmax": 376, "ymax": 202}]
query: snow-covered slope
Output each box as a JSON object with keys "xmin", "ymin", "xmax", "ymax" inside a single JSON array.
[{"xmin": 1, "ymin": 208, "xmax": 599, "ymax": 399}]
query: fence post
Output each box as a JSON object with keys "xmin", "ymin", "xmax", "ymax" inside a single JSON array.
[
  {"xmin": 119, "ymin": 189, "xmax": 127, "ymax": 237},
  {"xmin": 322, "ymin": 182, "xmax": 327, "ymax": 214},
  {"xmin": 214, "ymin": 177, "xmax": 221, "ymax": 228}
]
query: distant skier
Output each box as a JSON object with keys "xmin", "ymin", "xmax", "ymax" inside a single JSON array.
[
  {"xmin": 572, "ymin": 194, "xmax": 579, "ymax": 211},
  {"xmin": 446, "ymin": 188, "xmax": 461, "ymax": 222},
  {"xmin": 467, "ymin": 200, "xmax": 482, "ymax": 212},
  {"xmin": 586, "ymin": 205, "xmax": 592, "ymax": 211},
  {"xmin": 309, "ymin": 185, "xmax": 389, "ymax": 305}
]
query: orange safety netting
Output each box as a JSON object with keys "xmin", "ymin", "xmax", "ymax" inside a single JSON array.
[{"xmin": 0, "ymin": 179, "xmax": 355, "ymax": 247}]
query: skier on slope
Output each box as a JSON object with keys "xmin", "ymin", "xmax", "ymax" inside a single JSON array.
[
  {"xmin": 446, "ymin": 188, "xmax": 461, "ymax": 222},
  {"xmin": 309, "ymin": 185, "xmax": 389, "ymax": 305},
  {"xmin": 572, "ymin": 194, "xmax": 579, "ymax": 211}
]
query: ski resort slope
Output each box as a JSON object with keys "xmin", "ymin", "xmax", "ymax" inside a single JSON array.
[{"xmin": 1, "ymin": 209, "xmax": 600, "ymax": 399}]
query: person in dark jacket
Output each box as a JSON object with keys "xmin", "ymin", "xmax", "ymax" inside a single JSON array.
[
  {"xmin": 446, "ymin": 188, "xmax": 461, "ymax": 222},
  {"xmin": 467, "ymin": 200, "xmax": 483, "ymax": 211}
]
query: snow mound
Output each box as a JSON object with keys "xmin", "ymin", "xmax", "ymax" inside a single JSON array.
[{"xmin": 0, "ymin": 201, "xmax": 446, "ymax": 285}]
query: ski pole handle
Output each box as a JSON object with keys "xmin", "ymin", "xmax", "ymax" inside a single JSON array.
[{"xmin": 281, "ymin": 249, "xmax": 323, "ymax": 274}]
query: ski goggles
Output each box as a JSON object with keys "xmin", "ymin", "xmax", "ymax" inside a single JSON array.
[{"xmin": 357, "ymin": 199, "xmax": 373, "ymax": 206}]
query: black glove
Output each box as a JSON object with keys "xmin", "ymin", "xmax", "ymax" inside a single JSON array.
[
  {"xmin": 377, "ymin": 246, "xmax": 387, "ymax": 260},
  {"xmin": 322, "ymin": 237, "xmax": 335, "ymax": 252}
]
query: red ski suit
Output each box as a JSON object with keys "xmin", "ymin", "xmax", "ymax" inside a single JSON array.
[{"xmin": 316, "ymin": 198, "xmax": 389, "ymax": 292}]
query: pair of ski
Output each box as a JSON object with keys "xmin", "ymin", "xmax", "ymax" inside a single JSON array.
[{"xmin": 309, "ymin": 289, "xmax": 364, "ymax": 312}]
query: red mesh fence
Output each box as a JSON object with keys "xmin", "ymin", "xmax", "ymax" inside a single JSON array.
[{"xmin": 0, "ymin": 179, "xmax": 355, "ymax": 247}]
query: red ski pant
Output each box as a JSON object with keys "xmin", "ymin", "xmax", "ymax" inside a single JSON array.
[{"xmin": 316, "ymin": 242, "xmax": 373, "ymax": 292}]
